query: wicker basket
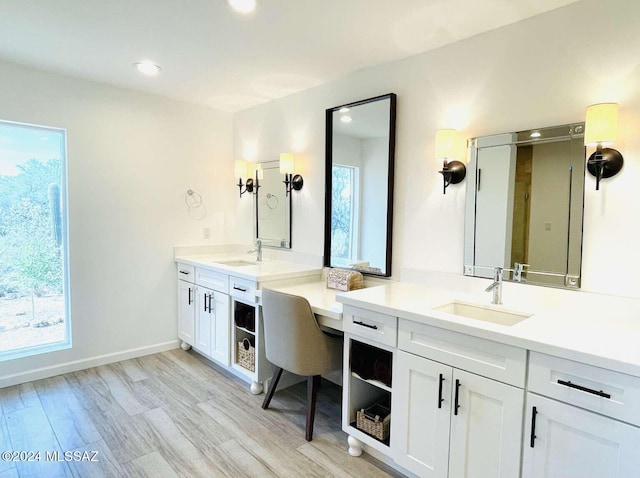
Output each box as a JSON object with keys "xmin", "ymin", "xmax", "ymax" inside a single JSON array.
[
  {"xmin": 356, "ymin": 403, "xmax": 390, "ymax": 441},
  {"xmin": 237, "ymin": 337, "xmax": 255, "ymax": 372}
]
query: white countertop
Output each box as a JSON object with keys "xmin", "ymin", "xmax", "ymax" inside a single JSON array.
[
  {"xmin": 175, "ymin": 252, "xmax": 322, "ymax": 282},
  {"xmin": 337, "ymin": 282, "xmax": 640, "ymax": 378}
]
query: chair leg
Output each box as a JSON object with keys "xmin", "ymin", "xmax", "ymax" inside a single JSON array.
[
  {"xmin": 262, "ymin": 367, "xmax": 284, "ymax": 410},
  {"xmin": 305, "ymin": 375, "xmax": 321, "ymax": 441}
]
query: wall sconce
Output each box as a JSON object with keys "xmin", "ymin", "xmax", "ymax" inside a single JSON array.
[
  {"xmin": 280, "ymin": 153, "xmax": 304, "ymax": 196},
  {"xmin": 584, "ymin": 103, "xmax": 624, "ymax": 190},
  {"xmin": 234, "ymin": 159, "xmax": 254, "ymax": 197},
  {"xmin": 435, "ymin": 129, "xmax": 466, "ymax": 194}
]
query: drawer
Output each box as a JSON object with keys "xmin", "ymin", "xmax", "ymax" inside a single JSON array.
[
  {"xmin": 398, "ymin": 319, "xmax": 526, "ymax": 387},
  {"xmin": 229, "ymin": 276, "xmax": 258, "ymax": 303},
  {"xmin": 529, "ymin": 352, "xmax": 640, "ymax": 426},
  {"xmin": 176, "ymin": 263, "xmax": 195, "ymax": 283},
  {"xmin": 343, "ymin": 305, "xmax": 397, "ymax": 347},
  {"xmin": 195, "ymin": 268, "xmax": 228, "ymax": 294}
]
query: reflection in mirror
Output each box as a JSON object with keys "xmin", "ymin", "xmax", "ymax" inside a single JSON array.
[
  {"xmin": 255, "ymin": 160, "xmax": 291, "ymax": 248},
  {"xmin": 464, "ymin": 123, "xmax": 585, "ymax": 288},
  {"xmin": 324, "ymin": 93, "xmax": 396, "ymax": 277}
]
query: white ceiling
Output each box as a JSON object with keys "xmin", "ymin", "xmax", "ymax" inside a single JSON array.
[{"xmin": 0, "ymin": 0, "xmax": 579, "ymax": 113}]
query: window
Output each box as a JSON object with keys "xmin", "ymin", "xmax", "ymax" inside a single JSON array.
[
  {"xmin": 0, "ymin": 120, "xmax": 70, "ymax": 360},
  {"xmin": 331, "ymin": 164, "xmax": 359, "ymax": 266}
]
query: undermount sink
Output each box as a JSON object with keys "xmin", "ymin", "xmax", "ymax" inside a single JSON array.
[
  {"xmin": 214, "ymin": 260, "xmax": 256, "ymax": 267},
  {"xmin": 434, "ymin": 301, "xmax": 532, "ymax": 326}
]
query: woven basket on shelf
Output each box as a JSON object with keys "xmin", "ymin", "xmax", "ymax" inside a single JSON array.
[
  {"xmin": 236, "ymin": 338, "xmax": 255, "ymax": 372},
  {"xmin": 356, "ymin": 403, "xmax": 390, "ymax": 441}
]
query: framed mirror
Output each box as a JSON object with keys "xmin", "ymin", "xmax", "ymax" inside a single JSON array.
[
  {"xmin": 324, "ymin": 93, "xmax": 396, "ymax": 277},
  {"xmin": 255, "ymin": 160, "xmax": 291, "ymax": 249},
  {"xmin": 464, "ymin": 123, "xmax": 585, "ymax": 288}
]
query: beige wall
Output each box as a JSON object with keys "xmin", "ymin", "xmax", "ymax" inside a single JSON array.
[
  {"xmin": 233, "ymin": 0, "xmax": 640, "ymax": 299},
  {"xmin": 0, "ymin": 60, "xmax": 234, "ymax": 385}
]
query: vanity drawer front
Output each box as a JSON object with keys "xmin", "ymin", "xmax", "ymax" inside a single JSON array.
[
  {"xmin": 343, "ymin": 306, "xmax": 397, "ymax": 347},
  {"xmin": 195, "ymin": 268, "xmax": 228, "ymax": 294},
  {"xmin": 177, "ymin": 263, "xmax": 195, "ymax": 283},
  {"xmin": 398, "ymin": 319, "xmax": 526, "ymax": 387},
  {"xmin": 229, "ymin": 276, "xmax": 258, "ymax": 303},
  {"xmin": 529, "ymin": 352, "xmax": 640, "ymax": 426}
]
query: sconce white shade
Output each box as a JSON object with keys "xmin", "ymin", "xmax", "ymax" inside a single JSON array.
[
  {"xmin": 435, "ymin": 129, "xmax": 457, "ymax": 161},
  {"xmin": 585, "ymin": 103, "xmax": 618, "ymax": 146},
  {"xmin": 280, "ymin": 153, "xmax": 295, "ymax": 174},
  {"xmin": 234, "ymin": 160, "xmax": 247, "ymax": 179},
  {"xmin": 255, "ymin": 163, "xmax": 264, "ymax": 180}
]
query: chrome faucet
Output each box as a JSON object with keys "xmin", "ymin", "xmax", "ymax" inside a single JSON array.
[
  {"xmin": 513, "ymin": 262, "xmax": 529, "ymax": 282},
  {"xmin": 485, "ymin": 267, "xmax": 503, "ymax": 304},
  {"xmin": 248, "ymin": 238, "xmax": 263, "ymax": 262}
]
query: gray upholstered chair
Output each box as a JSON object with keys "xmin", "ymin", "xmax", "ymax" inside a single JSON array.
[{"xmin": 261, "ymin": 288, "xmax": 342, "ymax": 441}]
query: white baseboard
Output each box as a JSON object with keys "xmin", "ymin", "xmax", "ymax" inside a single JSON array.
[{"xmin": 0, "ymin": 340, "xmax": 180, "ymax": 389}]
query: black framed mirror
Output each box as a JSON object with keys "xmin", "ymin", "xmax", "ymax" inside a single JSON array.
[{"xmin": 324, "ymin": 93, "xmax": 396, "ymax": 277}]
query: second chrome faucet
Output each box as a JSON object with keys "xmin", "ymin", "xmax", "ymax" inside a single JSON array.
[{"xmin": 485, "ymin": 267, "xmax": 503, "ymax": 304}]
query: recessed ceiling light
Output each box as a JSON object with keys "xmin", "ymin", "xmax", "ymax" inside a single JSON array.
[
  {"xmin": 228, "ymin": 0, "xmax": 256, "ymax": 14},
  {"xmin": 339, "ymin": 107, "xmax": 350, "ymax": 113},
  {"xmin": 134, "ymin": 61, "xmax": 161, "ymax": 76},
  {"xmin": 530, "ymin": 131, "xmax": 541, "ymax": 138},
  {"xmin": 340, "ymin": 116, "xmax": 352, "ymax": 123}
]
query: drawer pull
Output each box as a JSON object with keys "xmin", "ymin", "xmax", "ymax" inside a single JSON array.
[
  {"xmin": 233, "ymin": 286, "xmax": 247, "ymax": 292},
  {"xmin": 179, "ymin": 270, "xmax": 190, "ymax": 275},
  {"xmin": 454, "ymin": 379, "xmax": 461, "ymax": 415},
  {"xmin": 438, "ymin": 374, "xmax": 445, "ymax": 409},
  {"xmin": 557, "ymin": 379, "xmax": 611, "ymax": 399},
  {"xmin": 353, "ymin": 320, "xmax": 378, "ymax": 330},
  {"xmin": 530, "ymin": 406, "xmax": 537, "ymax": 448}
]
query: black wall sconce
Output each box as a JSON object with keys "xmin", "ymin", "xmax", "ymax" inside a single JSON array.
[
  {"xmin": 435, "ymin": 129, "xmax": 466, "ymax": 194},
  {"xmin": 584, "ymin": 103, "xmax": 624, "ymax": 190},
  {"xmin": 234, "ymin": 160, "xmax": 255, "ymax": 197},
  {"xmin": 280, "ymin": 153, "xmax": 304, "ymax": 196}
]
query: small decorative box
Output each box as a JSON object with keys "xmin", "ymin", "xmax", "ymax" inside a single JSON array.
[{"xmin": 326, "ymin": 268, "xmax": 364, "ymax": 291}]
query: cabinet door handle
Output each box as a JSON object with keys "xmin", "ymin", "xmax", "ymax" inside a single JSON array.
[
  {"xmin": 188, "ymin": 287, "xmax": 193, "ymax": 305},
  {"xmin": 208, "ymin": 294, "xmax": 213, "ymax": 313},
  {"xmin": 530, "ymin": 406, "xmax": 538, "ymax": 448},
  {"xmin": 204, "ymin": 293, "xmax": 209, "ymax": 312},
  {"xmin": 233, "ymin": 286, "xmax": 247, "ymax": 292},
  {"xmin": 557, "ymin": 379, "xmax": 611, "ymax": 399},
  {"xmin": 438, "ymin": 374, "xmax": 445, "ymax": 409},
  {"xmin": 454, "ymin": 379, "xmax": 461, "ymax": 415},
  {"xmin": 353, "ymin": 320, "xmax": 378, "ymax": 330}
]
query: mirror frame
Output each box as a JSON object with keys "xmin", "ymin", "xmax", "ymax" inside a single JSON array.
[
  {"xmin": 323, "ymin": 93, "xmax": 397, "ymax": 277},
  {"xmin": 464, "ymin": 122, "xmax": 586, "ymax": 289},
  {"xmin": 255, "ymin": 160, "xmax": 292, "ymax": 249}
]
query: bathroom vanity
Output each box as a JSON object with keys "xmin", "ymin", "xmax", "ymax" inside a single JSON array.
[
  {"xmin": 175, "ymin": 252, "xmax": 321, "ymax": 394},
  {"xmin": 335, "ymin": 281, "xmax": 640, "ymax": 478}
]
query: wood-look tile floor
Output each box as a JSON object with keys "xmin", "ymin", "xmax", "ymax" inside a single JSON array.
[{"xmin": 0, "ymin": 349, "xmax": 405, "ymax": 478}]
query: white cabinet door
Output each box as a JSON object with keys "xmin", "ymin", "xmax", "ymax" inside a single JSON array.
[
  {"xmin": 523, "ymin": 393, "xmax": 640, "ymax": 478},
  {"xmin": 391, "ymin": 350, "xmax": 452, "ymax": 478},
  {"xmin": 449, "ymin": 369, "xmax": 524, "ymax": 478},
  {"xmin": 210, "ymin": 292, "xmax": 230, "ymax": 366},
  {"xmin": 177, "ymin": 279, "xmax": 195, "ymax": 345},
  {"xmin": 195, "ymin": 286, "xmax": 212, "ymax": 356}
]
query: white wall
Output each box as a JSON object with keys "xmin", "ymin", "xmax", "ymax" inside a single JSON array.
[
  {"xmin": 232, "ymin": 0, "xmax": 640, "ymax": 299},
  {"xmin": 0, "ymin": 60, "xmax": 234, "ymax": 385}
]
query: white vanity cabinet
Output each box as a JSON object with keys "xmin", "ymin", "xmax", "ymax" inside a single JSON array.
[
  {"xmin": 522, "ymin": 352, "xmax": 640, "ymax": 478},
  {"xmin": 177, "ymin": 264, "xmax": 196, "ymax": 347},
  {"xmin": 176, "ymin": 263, "xmax": 231, "ymax": 367},
  {"xmin": 391, "ymin": 319, "xmax": 525, "ymax": 478},
  {"xmin": 342, "ymin": 306, "xmax": 398, "ymax": 458}
]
